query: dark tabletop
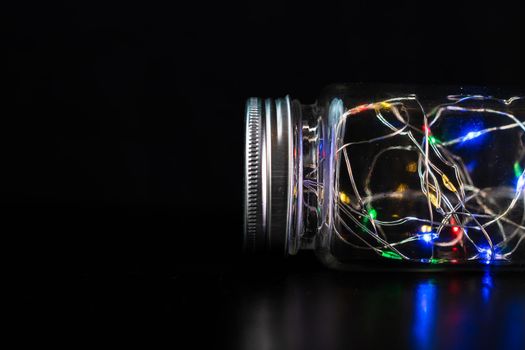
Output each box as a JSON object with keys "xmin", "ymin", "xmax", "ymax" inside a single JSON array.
[
  {"xmin": 22, "ymin": 253, "xmax": 520, "ymax": 349},
  {"xmin": 215, "ymin": 259, "xmax": 525, "ymax": 350}
]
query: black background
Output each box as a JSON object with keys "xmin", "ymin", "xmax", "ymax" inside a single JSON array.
[{"xmin": 7, "ymin": 1, "xmax": 525, "ymax": 348}]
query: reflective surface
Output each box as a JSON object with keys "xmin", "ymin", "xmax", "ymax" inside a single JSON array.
[
  {"xmin": 25, "ymin": 254, "xmax": 525, "ymax": 347},
  {"xmin": 223, "ymin": 256, "xmax": 525, "ymax": 349}
]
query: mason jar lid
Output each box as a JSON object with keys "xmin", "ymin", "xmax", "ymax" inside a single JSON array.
[{"xmin": 244, "ymin": 97, "xmax": 294, "ymax": 254}]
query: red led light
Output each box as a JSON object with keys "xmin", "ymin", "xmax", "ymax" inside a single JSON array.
[{"xmin": 452, "ymin": 226, "xmax": 460, "ymax": 234}]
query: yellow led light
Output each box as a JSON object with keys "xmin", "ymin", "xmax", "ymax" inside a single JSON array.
[
  {"xmin": 442, "ymin": 174, "xmax": 457, "ymax": 193},
  {"xmin": 420, "ymin": 225, "xmax": 432, "ymax": 233},
  {"xmin": 406, "ymin": 162, "xmax": 417, "ymax": 173},
  {"xmin": 339, "ymin": 192, "xmax": 350, "ymax": 205},
  {"xmin": 428, "ymin": 191, "xmax": 440, "ymax": 208},
  {"xmin": 396, "ymin": 183, "xmax": 408, "ymax": 193}
]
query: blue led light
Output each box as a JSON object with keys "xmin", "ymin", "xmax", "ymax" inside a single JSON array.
[
  {"xmin": 479, "ymin": 248, "xmax": 493, "ymax": 264},
  {"xmin": 463, "ymin": 130, "xmax": 483, "ymax": 141},
  {"xmin": 422, "ymin": 233, "xmax": 433, "ymax": 243},
  {"xmin": 450, "ymin": 117, "xmax": 487, "ymax": 151}
]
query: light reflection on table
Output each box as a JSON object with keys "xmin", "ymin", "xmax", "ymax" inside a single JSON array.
[{"xmin": 231, "ymin": 270, "xmax": 525, "ymax": 350}]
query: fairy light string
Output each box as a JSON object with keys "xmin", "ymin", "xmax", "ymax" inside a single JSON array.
[{"xmin": 331, "ymin": 95, "xmax": 525, "ymax": 264}]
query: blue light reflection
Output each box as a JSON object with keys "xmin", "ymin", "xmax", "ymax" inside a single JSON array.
[
  {"xmin": 412, "ymin": 280, "xmax": 438, "ymax": 350},
  {"xmin": 481, "ymin": 271, "xmax": 493, "ymax": 303}
]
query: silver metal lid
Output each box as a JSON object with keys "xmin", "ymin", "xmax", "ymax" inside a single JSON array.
[{"xmin": 243, "ymin": 97, "xmax": 294, "ymax": 254}]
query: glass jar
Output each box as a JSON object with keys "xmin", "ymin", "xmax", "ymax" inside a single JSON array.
[{"xmin": 244, "ymin": 83, "xmax": 525, "ymax": 270}]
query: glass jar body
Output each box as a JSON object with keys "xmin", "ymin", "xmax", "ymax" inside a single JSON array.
[{"xmin": 244, "ymin": 83, "xmax": 525, "ymax": 270}]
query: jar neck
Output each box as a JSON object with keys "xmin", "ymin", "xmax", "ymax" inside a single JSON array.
[
  {"xmin": 291, "ymin": 98, "xmax": 345, "ymax": 254},
  {"xmin": 289, "ymin": 100, "xmax": 323, "ymax": 253}
]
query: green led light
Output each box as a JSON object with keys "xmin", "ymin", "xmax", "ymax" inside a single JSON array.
[
  {"xmin": 514, "ymin": 162, "xmax": 523, "ymax": 178},
  {"xmin": 381, "ymin": 251, "xmax": 402, "ymax": 260},
  {"xmin": 429, "ymin": 136, "xmax": 440, "ymax": 145},
  {"xmin": 368, "ymin": 208, "xmax": 377, "ymax": 220},
  {"xmin": 430, "ymin": 258, "xmax": 440, "ymax": 264}
]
